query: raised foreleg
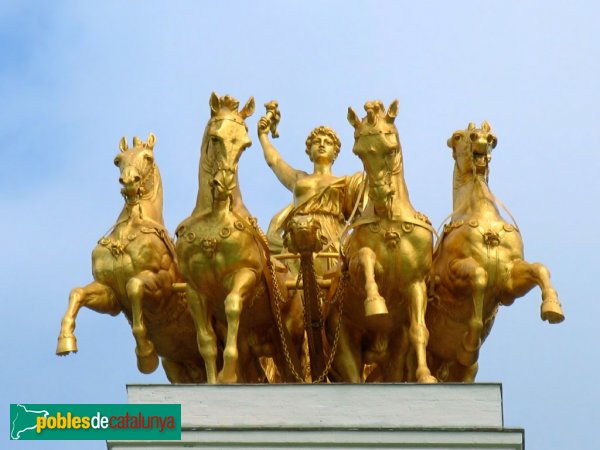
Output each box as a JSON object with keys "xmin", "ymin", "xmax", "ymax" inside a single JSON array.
[
  {"xmin": 507, "ymin": 259, "xmax": 565, "ymax": 324},
  {"xmin": 449, "ymin": 257, "xmax": 488, "ymax": 368},
  {"xmin": 56, "ymin": 281, "xmax": 120, "ymax": 355},
  {"xmin": 219, "ymin": 268, "xmax": 258, "ymax": 383},
  {"xmin": 187, "ymin": 286, "xmax": 218, "ymax": 383}
]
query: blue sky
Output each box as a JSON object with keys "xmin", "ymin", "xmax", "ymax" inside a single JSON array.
[{"xmin": 1, "ymin": 1, "xmax": 598, "ymax": 449}]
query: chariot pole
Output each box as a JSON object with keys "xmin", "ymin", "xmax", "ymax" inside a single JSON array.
[{"xmin": 278, "ymin": 246, "xmax": 327, "ymax": 381}]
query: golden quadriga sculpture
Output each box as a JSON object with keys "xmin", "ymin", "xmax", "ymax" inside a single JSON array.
[
  {"xmin": 56, "ymin": 134, "xmax": 206, "ymax": 383},
  {"xmin": 56, "ymin": 95, "xmax": 565, "ymax": 385},
  {"xmin": 426, "ymin": 121, "xmax": 565, "ymax": 382}
]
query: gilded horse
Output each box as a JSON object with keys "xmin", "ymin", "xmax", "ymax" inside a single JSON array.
[
  {"xmin": 327, "ymin": 100, "xmax": 436, "ymax": 383},
  {"xmin": 56, "ymin": 134, "xmax": 206, "ymax": 383},
  {"xmin": 426, "ymin": 122, "xmax": 565, "ymax": 382},
  {"xmin": 175, "ymin": 93, "xmax": 303, "ymax": 383}
]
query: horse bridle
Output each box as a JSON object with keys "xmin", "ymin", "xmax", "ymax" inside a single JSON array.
[{"xmin": 121, "ymin": 158, "xmax": 156, "ymax": 205}]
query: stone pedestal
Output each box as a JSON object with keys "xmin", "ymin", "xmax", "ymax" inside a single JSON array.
[{"xmin": 107, "ymin": 383, "xmax": 523, "ymax": 449}]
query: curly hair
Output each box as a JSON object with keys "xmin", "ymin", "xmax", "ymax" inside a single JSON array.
[{"xmin": 305, "ymin": 126, "xmax": 341, "ymax": 162}]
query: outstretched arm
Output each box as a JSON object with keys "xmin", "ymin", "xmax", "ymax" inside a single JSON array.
[{"xmin": 258, "ymin": 116, "xmax": 301, "ymax": 191}]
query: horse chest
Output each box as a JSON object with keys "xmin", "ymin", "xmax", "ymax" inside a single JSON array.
[
  {"xmin": 92, "ymin": 234, "xmax": 164, "ymax": 289},
  {"xmin": 180, "ymin": 225, "xmax": 260, "ymax": 287},
  {"xmin": 350, "ymin": 222, "xmax": 427, "ymax": 270},
  {"xmin": 444, "ymin": 220, "xmax": 522, "ymax": 258},
  {"xmin": 92, "ymin": 245, "xmax": 135, "ymax": 291}
]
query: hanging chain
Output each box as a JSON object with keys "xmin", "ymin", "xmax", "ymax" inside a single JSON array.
[
  {"xmin": 310, "ymin": 267, "xmax": 347, "ymax": 383},
  {"xmin": 269, "ymin": 262, "xmax": 306, "ymax": 383},
  {"xmin": 268, "ymin": 256, "xmax": 348, "ymax": 383}
]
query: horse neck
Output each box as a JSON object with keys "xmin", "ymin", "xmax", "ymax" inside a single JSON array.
[
  {"xmin": 192, "ymin": 161, "xmax": 251, "ymax": 218},
  {"xmin": 452, "ymin": 165, "xmax": 501, "ymax": 222},
  {"xmin": 116, "ymin": 167, "xmax": 165, "ymax": 228},
  {"xmin": 383, "ymin": 152, "xmax": 417, "ymax": 218},
  {"xmin": 392, "ymin": 152, "xmax": 416, "ymax": 217}
]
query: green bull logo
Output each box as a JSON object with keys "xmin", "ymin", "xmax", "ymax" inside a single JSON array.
[{"xmin": 9, "ymin": 404, "xmax": 181, "ymax": 440}]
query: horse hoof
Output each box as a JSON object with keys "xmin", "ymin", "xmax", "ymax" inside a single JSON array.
[
  {"xmin": 217, "ymin": 371, "xmax": 238, "ymax": 384},
  {"xmin": 56, "ymin": 336, "xmax": 78, "ymax": 355},
  {"xmin": 416, "ymin": 367, "xmax": 437, "ymax": 383},
  {"xmin": 418, "ymin": 374, "xmax": 438, "ymax": 384},
  {"xmin": 456, "ymin": 347, "xmax": 479, "ymax": 367},
  {"xmin": 541, "ymin": 299, "xmax": 565, "ymax": 324},
  {"xmin": 136, "ymin": 347, "xmax": 159, "ymax": 374},
  {"xmin": 365, "ymin": 313, "xmax": 393, "ymax": 331},
  {"xmin": 364, "ymin": 295, "xmax": 388, "ymax": 317}
]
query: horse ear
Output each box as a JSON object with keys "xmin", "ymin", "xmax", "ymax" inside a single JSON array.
[
  {"xmin": 347, "ymin": 107, "xmax": 360, "ymax": 129},
  {"xmin": 119, "ymin": 137, "xmax": 128, "ymax": 152},
  {"xmin": 468, "ymin": 122, "xmax": 476, "ymax": 130},
  {"xmin": 447, "ymin": 132, "xmax": 460, "ymax": 149},
  {"xmin": 210, "ymin": 92, "xmax": 220, "ymax": 117},
  {"xmin": 386, "ymin": 99, "xmax": 399, "ymax": 123},
  {"xmin": 147, "ymin": 133, "xmax": 156, "ymax": 150},
  {"xmin": 240, "ymin": 97, "xmax": 255, "ymax": 119},
  {"xmin": 481, "ymin": 120, "xmax": 491, "ymax": 132},
  {"xmin": 490, "ymin": 135, "xmax": 498, "ymax": 149}
]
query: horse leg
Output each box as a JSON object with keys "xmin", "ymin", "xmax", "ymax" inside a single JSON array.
[
  {"xmin": 237, "ymin": 337, "xmax": 263, "ymax": 383},
  {"xmin": 126, "ymin": 274, "xmax": 160, "ymax": 374},
  {"xmin": 354, "ymin": 247, "xmax": 389, "ymax": 320},
  {"xmin": 461, "ymin": 362, "xmax": 479, "ymax": 382},
  {"xmin": 187, "ymin": 286, "xmax": 218, "ymax": 383},
  {"xmin": 328, "ymin": 308, "xmax": 363, "ymax": 382},
  {"xmin": 408, "ymin": 280, "xmax": 437, "ymax": 383},
  {"xmin": 56, "ymin": 281, "xmax": 120, "ymax": 355},
  {"xmin": 449, "ymin": 257, "xmax": 488, "ymax": 368},
  {"xmin": 508, "ymin": 260, "xmax": 565, "ymax": 324},
  {"xmin": 444, "ymin": 360, "xmax": 478, "ymax": 382},
  {"xmin": 162, "ymin": 358, "xmax": 206, "ymax": 384},
  {"xmin": 384, "ymin": 326, "xmax": 411, "ymax": 382},
  {"xmin": 219, "ymin": 268, "xmax": 257, "ymax": 383},
  {"xmin": 161, "ymin": 358, "xmax": 191, "ymax": 383}
]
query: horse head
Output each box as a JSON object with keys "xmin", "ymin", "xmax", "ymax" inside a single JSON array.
[
  {"xmin": 283, "ymin": 215, "xmax": 327, "ymax": 255},
  {"xmin": 348, "ymin": 100, "xmax": 401, "ymax": 216},
  {"xmin": 115, "ymin": 133, "xmax": 157, "ymax": 206},
  {"xmin": 448, "ymin": 121, "xmax": 498, "ymax": 181},
  {"xmin": 202, "ymin": 92, "xmax": 255, "ymax": 203}
]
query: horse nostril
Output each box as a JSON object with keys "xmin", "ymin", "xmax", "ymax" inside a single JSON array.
[
  {"xmin": 134, "ymin": 175, "xmax": 141, "ymax": 183},
  {"xmin": 119, "ymin": 177, "xmax": 125, "ymax": 185}
]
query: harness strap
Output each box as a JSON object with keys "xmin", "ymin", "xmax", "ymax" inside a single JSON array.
[
  {"xmin": 348, "ymin": 213, "xmax": 437, "ymax": 237},
  {"xmin": 435, "ymin": 178, "xmax": 520, "ymax": 253},
  {"xmin": 338, "ymin": 172, "xmax": 367, "ymax": 258}
]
